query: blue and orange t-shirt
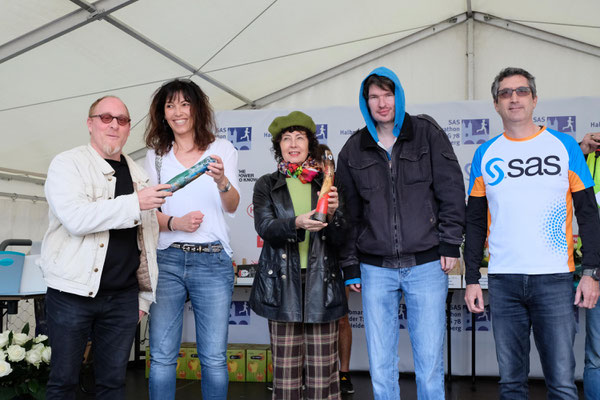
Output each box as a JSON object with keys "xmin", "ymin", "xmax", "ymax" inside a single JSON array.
[{"xmin": 468, "ymin": 126, "xmax": 594, "ymax": 274}]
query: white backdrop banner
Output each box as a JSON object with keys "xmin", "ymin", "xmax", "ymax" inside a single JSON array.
[
  {"xmin": 217, "ymin": 96, "xmax": 600, "ymax": 266},
  {"xmin": 180, "ymin": 96, "xmax": 600, "ymax": 378}
]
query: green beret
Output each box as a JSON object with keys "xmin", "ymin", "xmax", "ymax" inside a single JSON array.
[{"xmin": 268, "ymin": 111, "xmax": 316, "ymax": 138}]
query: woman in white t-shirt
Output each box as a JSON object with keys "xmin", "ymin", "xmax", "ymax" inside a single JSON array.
[{"xmin": 143, "ymin": 79, "xmax": 240, "ymax": 400}]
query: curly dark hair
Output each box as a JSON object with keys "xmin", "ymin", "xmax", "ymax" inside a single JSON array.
[
  {"xmin": 272, "ymin": 126, "xmax": 321, "ymax": 163},
  {"xmin": 144, "ymin": 79, "xmax": 216, "ymax": 155}
]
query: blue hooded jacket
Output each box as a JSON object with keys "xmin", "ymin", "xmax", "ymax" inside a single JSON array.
[{"xmin": 358, "ymin": 67, "xmax": 406, "ymax": 143}]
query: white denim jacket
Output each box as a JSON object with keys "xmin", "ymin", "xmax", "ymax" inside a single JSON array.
[{"xmin": 39, "ymin": 144, "xmax": 159, "ymax": 312}]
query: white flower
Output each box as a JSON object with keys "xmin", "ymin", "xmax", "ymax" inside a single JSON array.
[
  {"xmin": 31, "ymin": 343, "xmax": 45, "ymax": 352},
  {"xmin": 12, "ymin": 332, "xmax": 29, "ymax": 346},
  {"xmin": 41, "ymin": 346, "xmax": 51, "ymax": 364},
  {"xmin": 33, "ymin": 334, "xmax": 48, "ymax": 344},
  {"xmin": 6, "ymin": 345, "xmax": 26, "ymax": 362},
  {"xmin": 0, "ymin": 331, "xmax": 10, "ymax": 348},
  {"xmin": 25, "ymin": 348, "xmax": 42, "ymax": 367},
  {"xmin": 0, "ymin": 349, "xmax": 5, "ymax": 361},
  {"xmin": 0, "ymin": 359, "xmax": 12, "ymax": 378}
]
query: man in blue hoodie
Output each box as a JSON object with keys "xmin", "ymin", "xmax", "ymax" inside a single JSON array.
[{"xmin": 336, "ymin": 67, "xmax": 465, "ymax": 399}]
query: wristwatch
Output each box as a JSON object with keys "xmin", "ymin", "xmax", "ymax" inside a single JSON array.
[
  {"xmin": 218, "ymin": 180, "xmax": 232, "ymax": 193},
  {"xmin": 582, "ymin": 268, "xmax": 600, "ymax": 281}
]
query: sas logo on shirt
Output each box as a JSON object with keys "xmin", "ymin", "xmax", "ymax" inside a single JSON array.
[{"xmin": 485, "ymin": 156, "xmax": 561, "ymax": 185}]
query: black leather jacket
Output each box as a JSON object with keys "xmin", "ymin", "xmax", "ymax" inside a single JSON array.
[
  {"xmin": 336, "ymin": 113, "xmax": 466, "ymax": 280},
  {"xmin": 249, "ymin": 171, "xmax": 348, "ymax": 323}
]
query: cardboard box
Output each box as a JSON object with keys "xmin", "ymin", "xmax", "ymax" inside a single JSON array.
[
  {"xmin": 227, "ymin": 344, "xmax": 246, "ymax": 381},
  {"xmin": 266, "ymin": 349, "xmax": 273, "ymax": 383},
  {"xmin": 186, "ymin": 347, "xmax": 202, "ymax": 381},
  {"xmin": 175, "ymin": 347, "xmax": 190, "ymax": 380},
  {"xmin": 145, "ymin": 347, "xmax": 150, "ymax": 379},
  {"xmin": 448, "ymin": 274, "xmax": 462, "ymax": 289},
  {"xmin": 449, "ymin": 258, "xmax": 463, "ymax": 275},
  {"xmin": 144, "ymin": 346, "xmax": 189, "ymax": 380},
  {"xmin": 237, "ymin": 264, "xmax": 257, "ymax": 286},
  {"xmin": 245, "ymin": 344, "xmax": 269, "ymax": 382}
]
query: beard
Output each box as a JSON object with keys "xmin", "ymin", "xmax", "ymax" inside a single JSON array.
[{"xmin": 103, "ymin": 144, "xmax": 122, "ymax": 157}]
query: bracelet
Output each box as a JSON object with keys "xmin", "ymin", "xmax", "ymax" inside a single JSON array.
[
  {"xmin": 218, "ymin": 180, "xmax": 232, "ymax": 193},
  {"xmin": 167, "ymin": 216, "xmax": 175, "ymax": 232}
]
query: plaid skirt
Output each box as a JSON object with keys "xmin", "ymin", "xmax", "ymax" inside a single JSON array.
[{"xmin": 268, "ymin": 319, "xmax": 341, "ymax": 400}]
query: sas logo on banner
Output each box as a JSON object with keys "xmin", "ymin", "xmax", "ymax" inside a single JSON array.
[
  {"xmin": 463, "ymin": 163, "xmax": 472, "ymax": 183},
  {"xmin": 257, "ymin": 236, "xmax": 264, "ymax": 248},
  {"xmin": 398, "ymin": 304, "xmax": 408, "ymax": 330},
  {"xmin": 462, "ymin": 119, "xmax": 489, "ymax": 145},
  {"xmin": 444, "ymin": 119, "xmax": 461, "ymax": 146},
  {"xmin": 463, "ymin": 305, "xmax": 491, "ymax": 331},
  {"xmin": 229, "ymin": 301, "xmax": 250, "ymax": 325},
  {"xmin": 227, "ymin": 127, "xmax": 252, "ymax": 150},
  {"xmin": 484, "ymin": 155, "xmax": 561, "ymax": 186},
  {"xmin": 547, "ymin": 116, "xmax": 576, "ymax": 138},
  {"xmin": 316, "ymin": 124, "xmax": 328, "ymax": 144},
  {"xmin": 246, "ymin": 203, "xmax": 253, "ymax": 218}
]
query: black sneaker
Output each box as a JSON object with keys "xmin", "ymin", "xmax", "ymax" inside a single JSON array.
[{"xmin": 339, "ymin": 371, "xmax": 354, "ymax": 394}]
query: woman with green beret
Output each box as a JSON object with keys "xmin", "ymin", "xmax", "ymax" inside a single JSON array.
[{"xmin": 249, "ymin": 111, "xmax": 348, "ymax": 399}]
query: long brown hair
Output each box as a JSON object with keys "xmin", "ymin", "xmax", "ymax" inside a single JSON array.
[{"xmin": 145, "ymin": 79, "xmax": 216, "ymax": 155}]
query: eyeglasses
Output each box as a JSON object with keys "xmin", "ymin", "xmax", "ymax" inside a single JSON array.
[
  {"xmin": 90, "ymin": 113, "xmax": 131, "ymax": 126},
  {"xmin": 497, "ymin": 86, "xmax": 532, "ymax": 100}
]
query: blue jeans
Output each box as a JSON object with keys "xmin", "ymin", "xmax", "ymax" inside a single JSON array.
[
  {"xmin": 488, "ymin": 273, "xmax": 577, "ymax": 400},
  {"xmin": 149, "ymin": 244, "xmax": 234, "ymax": 400},
  {"xmin": 585, "ymin": 304, "xmax": 600, "ymax": 400},
  {"xmin": 45, "ymin": 287, "xmax": 139, "ymax": 400},
  {"xmin": 361, "ymin": 261, "xmax": 447, "ymax": 400}
]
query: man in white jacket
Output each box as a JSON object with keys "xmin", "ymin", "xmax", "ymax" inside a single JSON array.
[{"xmin": 40, "ymin": 96, "xmax": 171, "ymax": 400}]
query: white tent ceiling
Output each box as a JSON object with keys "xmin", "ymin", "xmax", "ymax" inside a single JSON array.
[{"xmin": 1, "ymin": 0, "xmax": 599, "ymax": 178}]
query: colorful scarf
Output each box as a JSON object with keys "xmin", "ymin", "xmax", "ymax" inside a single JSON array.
[{"xmin": 278, "ymin": 157, "xmax": 320, "ymax": 183}]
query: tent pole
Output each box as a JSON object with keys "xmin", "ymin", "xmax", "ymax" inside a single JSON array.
[
  {"xmin": 467, "ymin": 18, "xmax": 475, "ymax": 100},
  {"xmin": 0, "ymin": 0, "xmax": 137, "ymax": 64},
  {"xmin": 241, "ymin": 13, "xmax": 469, "ymax": 110},
  {"xmin": 474, "ymin": 12, "xmax": 600, "ymax": 58}
]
